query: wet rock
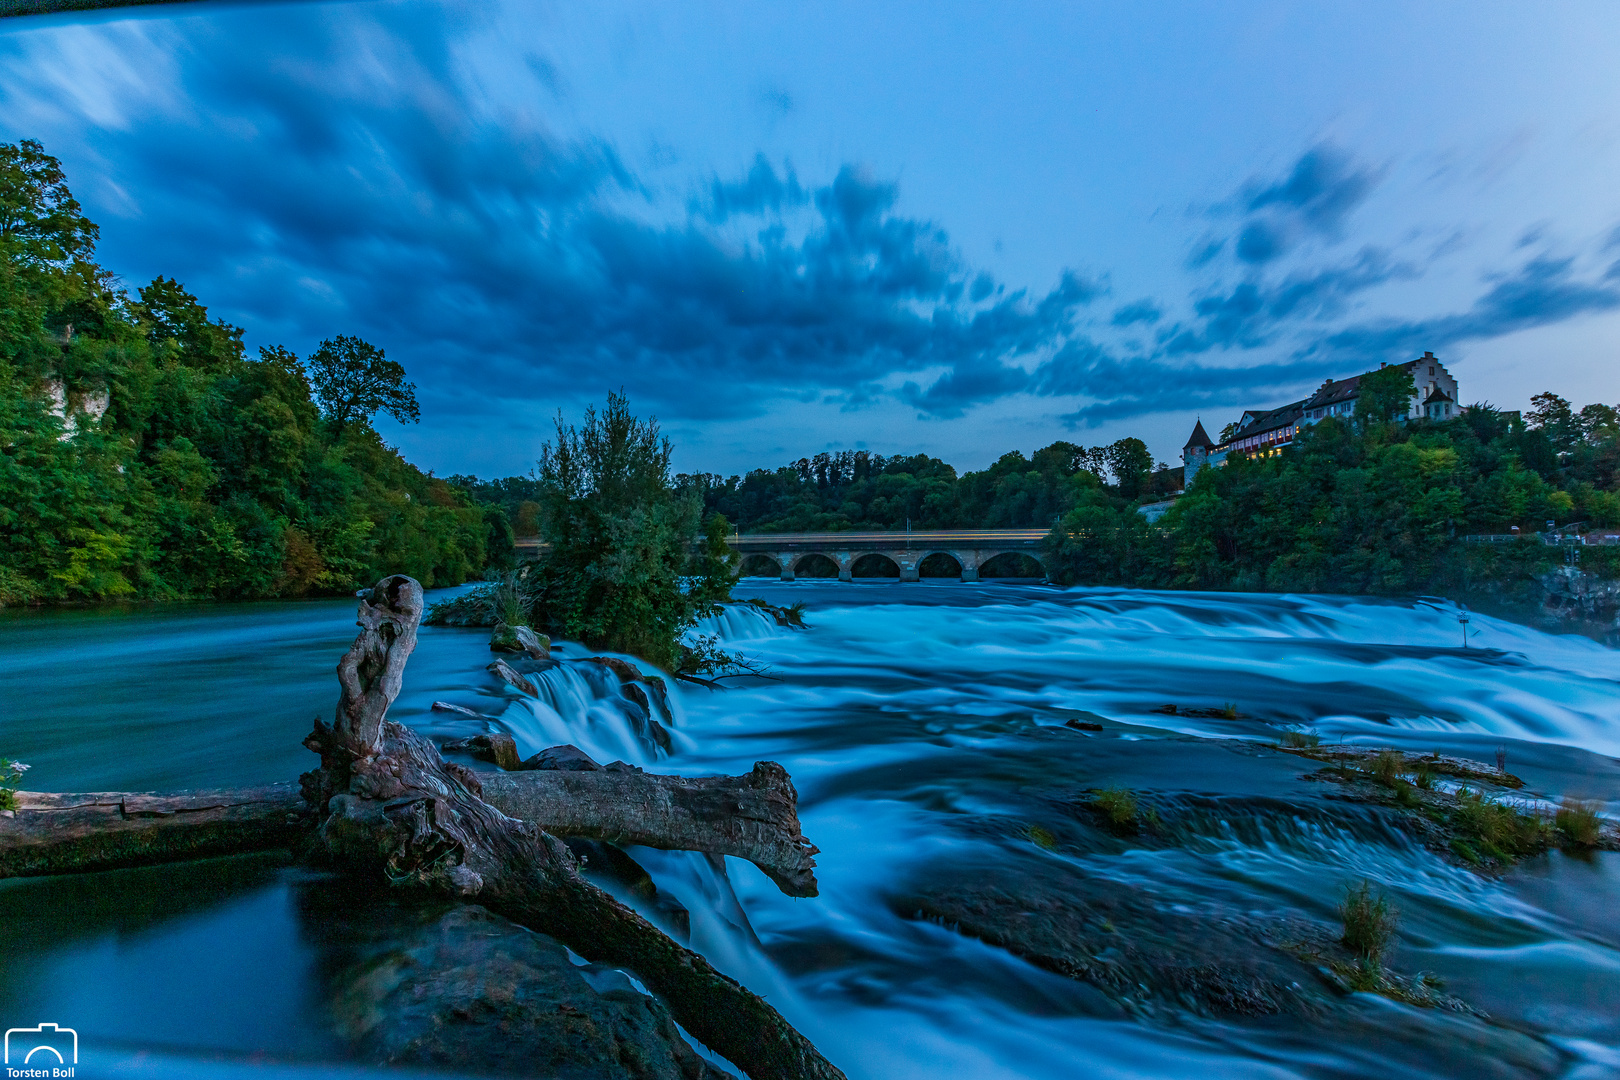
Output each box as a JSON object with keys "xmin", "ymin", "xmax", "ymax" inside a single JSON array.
[
  {"xmin": 1065, "ymin": 718, "xmax": 1104, "ymax": 732},
  {"xmin": 329, "ymin": 905, "xmax": 724, "ymax": 1078},
  {"xmin": 522, "ymin": 744, "xmax": 604, "ymax": 772},
  {"xmin": 896, "ymin": 854, "xmax": 1331, "ymax": 1018},
  {"xmin": 487, "ymin": 659, "xmax": 538, "ymax": 696},
  {"xmin": 491, "ymin": 623, "xmax": 552, "ymax": 659},
  {"xmin": 430, "ymin": 701, "xmax": 486, "ymax": 720},
  {"xmin": 441, "ymin": 732, "xmax": 522, "ymax": 771},
  {"xmin": 583, "ymin": 656, "xmax": 672, "ymax": 719}
]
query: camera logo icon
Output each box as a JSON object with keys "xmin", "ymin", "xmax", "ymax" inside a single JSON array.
[{"xmin": 4, "ymin": 1023, "xmax": 78, "ymax": 1066}]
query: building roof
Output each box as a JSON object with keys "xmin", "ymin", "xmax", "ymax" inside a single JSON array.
[
  {"xmin": 1183, "ymin": 418, "xmax": 1215, "ymax": 450},
  {"xmin": 1304, "ymin": 357, "xmax": 1431, "ymax": 412},
  {"xmin": 1423, "ymin": 386, "xmax": 1454, "ymax": 404},
  {"xmin": 1229, "ymin": 399, "xmax": 1305, "ymax": 441}
]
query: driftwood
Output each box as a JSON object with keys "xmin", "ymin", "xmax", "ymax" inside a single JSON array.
[
  {"xmin": 0, "ymin": 785, "xmax": 311, "ymax": 879},
  {"xmin": 480, "ymin": 763, "xmax": 820, "ymax": 897},
  {"xmin": 0, "ymin": 575, "xmax": 839, "ymax": 1079},
  {"xmin": 301, "ymin": 576, "xmax": 844, "ymax": 1080},
  {"xmin": 0, "ymin": 766, "xmax": 821, "ymax": 895}
]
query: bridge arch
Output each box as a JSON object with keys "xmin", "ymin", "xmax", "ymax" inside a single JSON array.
[
  {"xmin": 737, "ymin": 553, "xmax": 782, "ymax": 578},
  {"xmin": 917, "ymin": 551, "xmax": 964, "ymax": 579},
  {"xmin": 850, "ymin": 552, "xmax": 901, "ymax": 579},
  {"xmin": 978, "ymin": 550, "xmax": 1048, "ymax": 579},
  {"xmin": 791, "ymin": 552, "xmax": 842, "ymax": 579}
]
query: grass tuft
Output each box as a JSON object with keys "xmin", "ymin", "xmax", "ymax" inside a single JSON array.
[
  {"xmin": 1414, "ymin": 766, "xmax": 1436, "ymax": 791},
  {"xmin": 1091, "ymin": 787, "xmax": 1139, "ymax": 832},
  {"xmin": 1279, "ymin": 728, "xmax": 1321, "ymax": 748},
  {"xmin": 1554, "ymin": 798, "xmax": 1603, "ymax": 848},
  {"xmin": 1339, "ymin": 880, "xmax": 1398, "ymax": 964},
  {"xmin": 1370, "ymin": 750, "xmax": 1403, "ymax": 787},
  {"xmin": 1221, "ymin": 702, "xmax": 1239, "ymax": 720},
  {"xmin": 1450, "ymin": 787, "xmax": 1550, "ymax": 862},
  {"xmin": 1025, "ymin": 824, "xmax": 1058, "ymax": 850}
]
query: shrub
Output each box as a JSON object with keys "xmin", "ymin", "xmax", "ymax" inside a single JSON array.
[
  {"xmin": 1451, "ymin": 787, "xmax": 1550, "ymax": 861},
  {"xmin": 1555, "ymin": 799, "xmax": 1603, "ymax": 848},
  {"xmin": 1279, "ymin": 728, "xmax": 1321, "ymax": 748},
  {"xmin": 1371, "ymin": 751, "xmax": 1403, "ymax": 787},
  {"xmin": 0, "ymin": 758, "xmax": 30, "ymax": 812},
  {"xmin": 1339, "ymin": 880, "xmax": 1397, "ymax": 963},
  {"xmin": 1092, "ymin": 787, "xmax": 1138, "ymax": 831}
]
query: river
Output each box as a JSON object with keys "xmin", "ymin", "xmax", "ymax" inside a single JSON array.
[{"xmin": 2, "ymin": 582, "xmax": 1618, "ymax": 1079}]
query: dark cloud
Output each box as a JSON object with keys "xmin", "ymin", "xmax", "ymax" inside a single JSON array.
[
  {"xmin": 0, "ymin": 3, "xmax": 1099, "ymax": 428},
  {"xmin": 1161, "ymin": 248, "xmax": 1415, "ymax": 355},
  {"xmin": 1110, "ymin": 299, "xmax": 1161, "ymax": 327},
  {"xmin": 1309, "ymin": 255, "xmax": 1620, "ymax": 362},
  {"xmin": 1228, "ymin": 144, "xmax": 1382, "ymax": 265},
  {"xmin": 1031, "ymin": 337, "xmax": 1333, "ymax": 427}
]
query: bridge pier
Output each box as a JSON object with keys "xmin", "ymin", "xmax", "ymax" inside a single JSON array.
[{"xmin": 961, "ymin": 564, "xmax": 979, "ymax": 582}]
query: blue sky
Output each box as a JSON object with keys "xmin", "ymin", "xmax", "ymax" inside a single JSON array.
[{"xmin": 4, "ymin": 0, "xmax": 1619, "ymax": 477}]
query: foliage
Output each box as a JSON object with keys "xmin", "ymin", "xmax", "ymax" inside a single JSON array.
[
  {"xmin": 306, "ymin": 334, "xmax": 420, "ymax": 434},
  {"xmin": 1371, "ymin": 750, "xmax": 1403, "ymax": 786},
  {"xmin": 1339, "ymin": 880, "xmax": 1397, "ymax": 964},
  {"xmin": 1554, "ymin": 798, "xmax": 1603, "ymax": 848},
  {"xmin": 1278, "ymin": 728, "xmax": 1321, "ymax": 748},
  {"xmin": 1091, "ymin": 787, "xmax": 1139, "ymax": 832},
  {"xmin": 1449, "ymin": 787, "xmax": 1550, "ymax": 863},
  {"xmin": 0, "ymin": 758, "xmax": 29, "ymax": 812},
  {"xmin": 527, "ymin": 392, "xmax": 716, "ymax": 669},
  {"xmin": 0, "ymin": 140, "xmax": 485, "ymax": 605}
]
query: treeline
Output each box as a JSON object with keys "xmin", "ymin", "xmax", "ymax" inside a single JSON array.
[
  {"xmin": 668, "ymin": 438, "xmax": 1177, "ymax": 534},
  {"xmin": 0, "ymin": 139, "xmax": 496, "ymax": 605},
  {"xmin": 1046, "ymin": 379, "xmax": 1620, "ymax": 597}
]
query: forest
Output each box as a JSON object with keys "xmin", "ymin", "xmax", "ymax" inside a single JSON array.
[{"xmin": 0, "ymin": 139, "xmax": 497, "ymax": 605}]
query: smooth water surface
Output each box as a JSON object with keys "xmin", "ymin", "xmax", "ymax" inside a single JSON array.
[{"xmin": 2, "ymin": 583, "xmax": 1619, "ymax": 1079}]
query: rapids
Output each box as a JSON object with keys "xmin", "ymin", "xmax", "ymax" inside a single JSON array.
[{"xmin": 2, "ymin": 582, "xmax": 1618, "ymax": 1079}]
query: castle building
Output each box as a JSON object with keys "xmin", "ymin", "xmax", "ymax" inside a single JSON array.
[{"xmin": 1183, "ymin": 351, "xmax": 1459, "ymax": 484}]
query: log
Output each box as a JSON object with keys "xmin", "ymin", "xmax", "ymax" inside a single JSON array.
[
  {"xmin": 0, "ymin": 785, "xmax": 310, "ymax": 878},
  {"xmin": 480, "ymin": 763, "xmax": 820, "ymax": 897},
  {"xmin": 301, "ymin": 576, "xmax": 845, "ymax": 1080},
  {"xmin": 487, "ymin": 658, "xmax": 538, "ymax": 695},
  {"xmin": 0, "ymin": 765, "xmax": 819, "ymax": 895}
]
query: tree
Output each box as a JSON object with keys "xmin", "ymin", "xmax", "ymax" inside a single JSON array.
[
  {"xmin": 0, "ymin": 139, "xmax": 98, "ymax": 273},
  {"xmin": 306, "ymin": 335, "xmax": 419, "ymax": 434},
  {"xmin": 1354, "ymin": 364, "xmax": 1417, "ymax": 427},
  {"xmin": 1103, "ymin": 437, "xmax": 1153, "ymax": 499},
  {"xmin": 531, "ymin": 392, "xmax": 705, "ymax": 668}
]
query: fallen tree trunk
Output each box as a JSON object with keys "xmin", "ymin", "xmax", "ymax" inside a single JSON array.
[
  {"xmin": 0, "ymin": 785, "xmax": 310, "ymax": 879},
  {"xmin": 306, "ymin": 575, "xmax": 844, "ymax": 1080},
  {"xmin": 1, "ymin": 765, "xmax": 818, "ymax": 893},
  {"xmin": 479, "ymin": 764, "xmax": 819, "ymax": 897}
]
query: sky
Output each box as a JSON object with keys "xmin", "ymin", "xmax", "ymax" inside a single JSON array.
[{"xmin": 3, "ymin": 0, "xmax": 1619, "ymax": 478}]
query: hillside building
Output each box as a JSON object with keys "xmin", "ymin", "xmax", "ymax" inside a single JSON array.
[{"xmin": 1183, "ymin": 351, "xmax": 1459, "ymax": 484}]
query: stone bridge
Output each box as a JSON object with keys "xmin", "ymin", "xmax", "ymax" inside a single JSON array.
[{"xmin": 729, "ymin": 529, "xmax": 1051, "ymax": 582}]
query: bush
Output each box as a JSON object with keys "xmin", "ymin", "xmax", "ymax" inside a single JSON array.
[
  {"xmin": 1371, "ymin": 750, "xmax": 1403, "ymax": 787},
  {"xmin": 0, "ymin": 758, "xmax": 30, "ymax": 812},
  {"xmin": 1451, "ymin": 787, "xmax": 1550, "ymax": 861},
  {"xmin": 1339, "ymin": 880, "xmax": 1397, "ymax": 963},
  {"xmin": 1279, "ymin": 728, "xmax": 1321, "ymax": 748},
  {"xmin": 1555, "ymin": 798, "xmax": 1603, "ymax": 848},
  {"xmin": 1092, "ymin": 787, "xmax": 1139, "ymax": 831}
]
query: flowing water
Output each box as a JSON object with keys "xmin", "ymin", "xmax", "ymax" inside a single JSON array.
[{"xmin": 3, "ymin": 583, "xmax": 1619, "ymax": 1079}]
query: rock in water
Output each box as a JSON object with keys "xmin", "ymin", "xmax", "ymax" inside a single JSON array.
[
  {"xmin": 514, "ymin": 625, "xmax": 552, "ymax": 659},
  {"xmin": 522, "ymin": 744, "xmax": 605, "ymax": 772},
  {"xmin": 441, "ymin": 732, "xmax": 522, "ymax": 771},
  {"xmin": 331, "ymin": 905, "xmax": 726, "ymax": 1078}
]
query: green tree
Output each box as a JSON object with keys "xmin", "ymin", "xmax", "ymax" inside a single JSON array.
[
  {"xmin": 0, "ymin": 138, "xmax": 98, "ymax": 273},
  {"xmin": 306, "ymin": 335, "xmax": 419, "ymax": 434},
  {"xmin": 1354, "ymin": 365, "xmax": 1417, "ymax": 427},
  {"xmin": 530, "ymin": 392, "xmax": 705, "ymax": 668}
]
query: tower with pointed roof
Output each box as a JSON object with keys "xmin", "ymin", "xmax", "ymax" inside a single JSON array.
[{"xmin": 1182, "ymin": 418, "xmax": 1216, "ymax": 484}]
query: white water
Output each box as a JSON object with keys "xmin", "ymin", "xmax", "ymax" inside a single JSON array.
[{"xmin": 5, "ymin": 585, "xmax": 1620, "ymax": 1079}]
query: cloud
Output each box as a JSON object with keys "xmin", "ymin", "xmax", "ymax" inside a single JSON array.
[
  {"xmin": 1308, "ymin": 255, "xmax": 1620, "ymax": 362},
  {"xmin": 0, "ymin": 3, "xmax": 1099, "ymax": 427},
  {"xmin": 1110, "ymin": 298, "xmax": 1161, "ymax": 327},
  {"xmin": 1226, "ymin": 144, "xmax": 1383, "ymax": 265}
]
